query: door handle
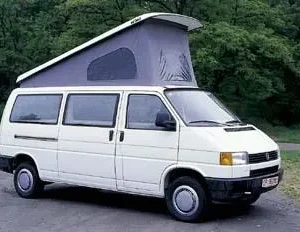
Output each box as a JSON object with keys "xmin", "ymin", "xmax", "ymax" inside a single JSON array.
[
  {"xmin": 109, "ymin": 130, "xmax": 114, "ymax": 141},
  {"xmin": 119, "ymin": 131, "xmax": 124, "ymax": 142}
]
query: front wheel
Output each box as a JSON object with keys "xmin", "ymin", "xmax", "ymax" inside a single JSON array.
[
  {"xmin": 14, "ymin": 162, "xmax": 44, "ymax": 199},
  {"xmin": 165, "ymin": 177, "xmax": 210, "ymax": 222}
]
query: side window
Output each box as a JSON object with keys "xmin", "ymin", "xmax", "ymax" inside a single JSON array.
[
  {"xmin": 63, "ymin": 94, "xmax": 119, "ymax": 127},
  {"xmin": 10, "ymin": 94, "xmax": 62, "ymax": 124},
  {"xmin": 126, "ymin": 94, "xmax": 173, "ymax": 130}
]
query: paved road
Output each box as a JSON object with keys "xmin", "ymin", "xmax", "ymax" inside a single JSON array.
[
  {"xmin": 278, "ymin": 143, "xmax": 300, "ymax": 151},
  {"xmin": 0, "ymin": 172, "xmax": 299, "ymax": 232}
]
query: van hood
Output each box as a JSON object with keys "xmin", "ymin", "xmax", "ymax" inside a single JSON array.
[{"xmin": 183, "ymin": 125, "xmax": 278, "ymax": 154}]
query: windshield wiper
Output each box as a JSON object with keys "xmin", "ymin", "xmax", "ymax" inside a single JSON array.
[
  {"xmin": 225, "ymin": 120, "xmax": 245, "ymax": 125},
  {"xmin": 188, "ymin": 120, "xmax": 227, "ymax": 126}
]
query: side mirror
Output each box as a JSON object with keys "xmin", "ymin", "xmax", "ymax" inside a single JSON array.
[{"xmin": 155, "ymin": 111, "xmax": 176, "ymax": 131}]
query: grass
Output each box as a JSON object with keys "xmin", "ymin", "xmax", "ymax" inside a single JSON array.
[
  {"xmin": 252, "ymin": 121, "xmax": 300, "ymax": 144},
  {"xmin": 266, "ymin": 126, "xmax": 300, "ymax": 143},
  {"xmin": 280, "ymin": 151, "xmax": 300, "ymax": 203}
]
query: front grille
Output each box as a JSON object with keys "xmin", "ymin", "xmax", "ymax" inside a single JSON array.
[
  {"xmin": 250, "ymin": 165, "xmax": 279, "ymax": 177},
  {"xmin": 249, "ymin": 150, "xmax": 278, "ymax": 164}
]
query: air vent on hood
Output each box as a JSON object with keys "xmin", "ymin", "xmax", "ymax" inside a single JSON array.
[{"xmin": 224, "ymin": 126, "xmax": 255, "ymax": 132}]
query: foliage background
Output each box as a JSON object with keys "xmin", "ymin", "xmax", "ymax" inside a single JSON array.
[{"xmin": 1, "ymin": 0, "xmax": 300, "ymax": 125}]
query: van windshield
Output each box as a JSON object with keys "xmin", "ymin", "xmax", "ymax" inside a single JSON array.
[{"xmin": 165, "ymin": 89, "xmax": 241, "ymax": 126}]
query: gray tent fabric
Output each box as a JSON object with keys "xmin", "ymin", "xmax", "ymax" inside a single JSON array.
[{"xmin": 20, "ymin": 19, "xmax": 198, "ymax": 88}]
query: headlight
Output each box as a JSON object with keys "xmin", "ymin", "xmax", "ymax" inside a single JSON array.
[{"xmin": 220, "ymin": 152, "xmax": 248, "ymax": 165}]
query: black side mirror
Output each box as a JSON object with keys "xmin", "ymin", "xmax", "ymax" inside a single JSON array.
[{"xmin": 155, "ymin": 111, "xmax": 176, "ymax": 131}]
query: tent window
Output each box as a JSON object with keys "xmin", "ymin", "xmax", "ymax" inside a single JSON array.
[
  {"xmin": 159, "ymin": 50, "xmax": 192, "ymax": 82},
  {"xmin": 87, "ymin": 48, "xmax": 137, "ymax": 81}
]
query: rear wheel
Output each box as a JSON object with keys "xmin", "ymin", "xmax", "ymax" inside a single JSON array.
[
  {"xmin": 14, "ymin": 162, "xmax": 44, "ymax": 198},
  {"xmin": 165, "ymin": 176, "xmax": 210, "ymax": 222}
]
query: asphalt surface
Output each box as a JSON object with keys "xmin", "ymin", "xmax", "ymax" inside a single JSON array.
[
  {"xmin": 0, "ymin": 172, "xmax": 299, "ymax": 232},
  {"xmin": 278, "ymin": 143, "xmax": 300, "ymax": 151}
]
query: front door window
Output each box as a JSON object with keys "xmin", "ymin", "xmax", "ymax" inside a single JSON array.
[{"xmin": 126, "ymin": 94, "xmax": 173, "ymax": 130}]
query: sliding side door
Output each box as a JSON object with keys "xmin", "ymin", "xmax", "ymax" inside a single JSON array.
[{"xmin": 58, "ymin": 91, "xmax": 121, "ymax": 190}]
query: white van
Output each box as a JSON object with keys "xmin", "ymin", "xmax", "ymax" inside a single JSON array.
[
  {"xmin": 0, "ymin": 86, "xmax": 283, "ymax": 222},
  {"xmin": 0, "ymin": 13, "xmax": 283, "ymax": 222}
]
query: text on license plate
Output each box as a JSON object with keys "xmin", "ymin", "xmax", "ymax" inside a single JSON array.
[{"xmin": 262, "ymin": 176, "xmax": 279, "ymax": 188}]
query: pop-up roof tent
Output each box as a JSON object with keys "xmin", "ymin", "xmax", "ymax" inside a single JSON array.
[{"xmin": 17, "ymin": 13, "xmax": 202, "ymax": 88}]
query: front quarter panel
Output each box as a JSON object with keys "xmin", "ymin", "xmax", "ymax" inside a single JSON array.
[{"xmin": 178, "ymin": 127, "xmax": 232, "ymax": 178}]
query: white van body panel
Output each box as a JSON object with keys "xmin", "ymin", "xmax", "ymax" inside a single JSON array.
[
  {"xmin": 115, "ymin": 91, "xmax": 180, "ymax": 194},
  {"xmin": 0, "ymin": 89, "xmax": 61, "ymax": 180},
  {"xmin": 0, "ymin": 86, "xmax": 282, "ymax": 199},
  {"xmin": 57, "ymin": 90, "xmax": 122, "ymax": 190},
  {"xmin": 203, "ymin": 127, "xmax": 278, "ymax": 154},
  {"xmin": 179, "ymin": 126, "xmax": 278, "ymax": 154},
  {"xmin": 178, "ymin": 126, "xmax": 279, "ymax": 178}
]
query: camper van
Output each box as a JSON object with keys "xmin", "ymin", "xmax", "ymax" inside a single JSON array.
[{"xmin": 0, "ymin": 13, "xmax": 283, "ymax": 222}]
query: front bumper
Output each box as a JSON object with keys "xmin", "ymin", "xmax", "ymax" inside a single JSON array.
[{"xmin": 206, "ymin": 168, "xmax": 284, "ymax": 203}]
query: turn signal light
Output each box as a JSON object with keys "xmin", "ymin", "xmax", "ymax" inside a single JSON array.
[{"xmin": 220, "ymin": 152, "xmax": 233, "ymax": 166}]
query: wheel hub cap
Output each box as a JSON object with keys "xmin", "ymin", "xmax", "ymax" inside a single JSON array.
[
  {"xmin": 172, "ymin": 185, "xmax": 199, "ymax": 216},
  {"xmin": 17, "ymin": 169, "xmax": 33, "ymax": 192}
]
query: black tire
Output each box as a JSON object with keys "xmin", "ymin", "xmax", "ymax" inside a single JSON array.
[
  {"xmin": 14, "ymin": 162, "xmax": 44, "ymax": 199},
  {"xmin": 165, "ymin": 176, "xmax": 210, "ymax": 222}
]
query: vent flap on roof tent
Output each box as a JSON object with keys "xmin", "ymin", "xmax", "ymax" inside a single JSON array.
[{"xmin": 17, "ymin": 13, "xmax": 202, "ymax": 88}]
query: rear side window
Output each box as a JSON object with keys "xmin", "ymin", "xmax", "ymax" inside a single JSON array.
[
  {"xmin": 63, "ymin": 94, "xmax": 119, "ymax": 127},
  {"xmin": 10, "ymin": 94, "xmax": 62, "ymax": 124}
]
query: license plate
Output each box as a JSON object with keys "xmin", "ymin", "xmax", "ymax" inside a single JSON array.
[{"xmin": 262, "ymin": 176, "xmax": 279, "ymax": 188}]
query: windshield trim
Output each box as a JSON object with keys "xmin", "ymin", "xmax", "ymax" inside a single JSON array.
[{"xmin": 164, "ymin": 88, "xmax": 240, "ymax": 127}]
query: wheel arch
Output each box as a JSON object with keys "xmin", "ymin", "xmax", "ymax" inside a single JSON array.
[
  {"xmin": 160, "ymin": 165, "xmax": 208, "ymax": 196},
  {"xmin": 13, "ymin": 153, "xmax": 39, "ymax": 171}
]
